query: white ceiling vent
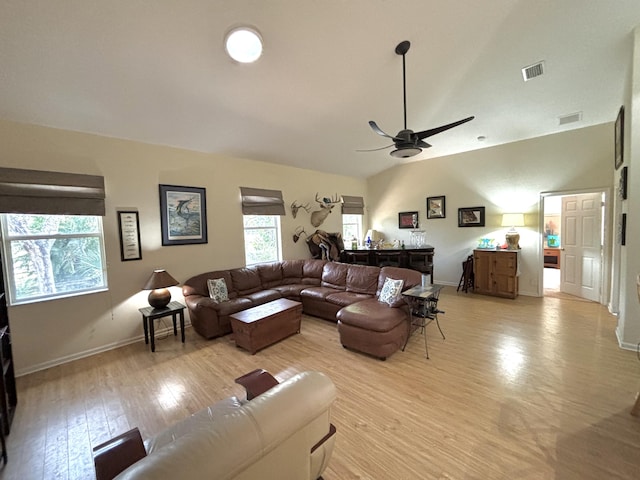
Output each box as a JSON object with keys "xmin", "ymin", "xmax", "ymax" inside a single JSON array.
[
  {"xmin": 522, "ymin": 61, "xmax": 545, "ymax": 81},
  {"xmin": 558, "ymin": 112, "xmax": 582, "ymax": 125}
]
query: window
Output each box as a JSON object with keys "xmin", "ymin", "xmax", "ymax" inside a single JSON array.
[
  {"xmin": 342, "ymin": 214, "xmax": 363, "ymax": 246},
  {"xmin": 0, "ymin": 214, "xmax": 107, "ymax": 305},
  {"xmin": 243, "ymin": 215, "xmax": 282, "ymax": 265}
]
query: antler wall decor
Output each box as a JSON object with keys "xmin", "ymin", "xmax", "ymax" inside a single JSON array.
[
  {"xmin": 290, "ymin": 201, "xmax": 311, "ymax": 218},
  {"xmin": 293, "ymin": 226, "xmax": 307, "ymax": 243},
  {"xmin": 310, "ymin": 193, "xmax": 342, "ymax": 227}
]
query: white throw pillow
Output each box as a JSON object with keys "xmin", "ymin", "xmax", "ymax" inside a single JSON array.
[
  {"xmin": 378, "ymin": 277, "xmax": 404, "ymax": 306},
  {"xmin": 207, "ymin": 278, "xmax": 229, "ymax": 303}
]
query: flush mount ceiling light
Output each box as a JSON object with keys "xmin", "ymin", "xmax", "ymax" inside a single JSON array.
[{"xmin": 225, "ymin": 27, "xmax": 263, "ymax": 63}]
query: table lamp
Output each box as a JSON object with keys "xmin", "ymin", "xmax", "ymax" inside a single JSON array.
[
  {"xmin": 142, "ymin": 269, "xmax": 179, "ymax": 309},
  {"xmin": 501, "ymin": 213, "xmax": 525, "ymax": 250}
]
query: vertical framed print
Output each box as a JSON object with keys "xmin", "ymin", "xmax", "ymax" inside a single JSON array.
[
  {"xmin": 117, "ymin": 211, "xmax": 142, "ymax": 261},
  {"xmin": 159, "ymin": 184, "xmax": 208, "ymax": 246},
  {"xmin": 615, "ymin": 105, "xmax": 624, "ymax": 170},
  {"xmin": 426, "ymin": 196, "xmax": 446, "ymax": 219}
]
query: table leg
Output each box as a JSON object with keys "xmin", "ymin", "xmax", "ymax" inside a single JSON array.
[
  {"xmin": 179, "ymin": 310, "xmax": 185, "ymax": 343},
  {"xmin": 172, "ymin": 314, "xmax": 178, "ymax": 336},
  {"xmin": 149, "ymin": 317, "xmax": 155, "ymax": 352},
  {"xmin": 142, "ymin": 315, "xmax": 149, "ymax": 345}
]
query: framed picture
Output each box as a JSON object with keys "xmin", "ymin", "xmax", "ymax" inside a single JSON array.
[
  {"xmin": 159, "ymin": 184, "xmax": 208, "ymax": 246},
  {"xmin": 458, "ymin": 206, "xmax": 485, "ymax": 227},
  {"xmin": 618, "ymin": 213, "xmax": 627, "ymax": 246},
  {"xmin": 426, "ymin": 196, "xmax": 446, "ymax": 219},
  {"xmin": 615, "ymin": 105, "xmax": 624, "ymax": 170},
  {"xmin": 398, "ymin": 211, "xmax": 419, "ymax": 229},
  {"xmin": 619, "ymin": 166, "xmax": 628, "ymax": 200},
  {"xmin": 117, "ymin": 211, "xmax": 142, "ymax": 261}
]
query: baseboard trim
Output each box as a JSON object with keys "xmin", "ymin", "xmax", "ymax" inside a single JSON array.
[{"xmin": 16, "ymin": 323, "xmax": 192, "ymax": 377}]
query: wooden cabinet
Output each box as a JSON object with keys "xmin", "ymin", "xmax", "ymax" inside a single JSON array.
[
  {"xmin": 544, "ymin": 248, "xmax": 560, "ymax": 269},
  {"xmin": 473, "ymin": 250, "xmax": 519, "ymax": 299}
]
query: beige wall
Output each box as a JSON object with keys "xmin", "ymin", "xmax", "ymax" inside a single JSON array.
[
  {"xmin": 0, "ymin": 119, "xmax": 366, "ymax": 375},
  {"xmin": 367, "ymin": 124, "xmax": 613, "ymax": 297}
]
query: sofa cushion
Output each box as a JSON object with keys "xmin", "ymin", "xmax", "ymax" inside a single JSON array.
[
  {"xmin": 326, "ymin": 291, "xmax": 373, "ymax": 307},
  {"xmin": 231, "ymin": 267, "xmax": 262, "ymax": 296},
  {"xmin": 273, "ymin": 284, "xmax": 308, "ymax": 299},
  {"xmin": 207, "ymin": 278, "xmax": 229, "ymax": 303},
  {"xmin": 345, "ymin": 265, "xmax": 379, "ymax": 295},
  {"xmin": 377, "ymin": 266, "xmax": 421, "ymax": 296},
  {"xmin": 321, "ymin": 262, "xmax": 348, "ymax": 290},
  {"xmin": 378, "ymin": 277, "xmax": 404, "ymax": 306},
  {"xmin": 243, "ymin": 289, "xmax": 282, "ymax": 306},
  {"xmin": 256, "ymin": 262, "xmax": 284, "ymax": 288},
  {"xmin": 300, "ymin": 286, "xmax": 338, "ymax": 301},
  {"xmin": 183, "ymin": 270, "xmax": 237, "ymax": 300},
  {"xmin": 336, "ymin": 297, "xmax": 407, "ymax": 332},
  {"xmin": 215, "ymin": 297, "xmax": 254, "ymax": 316},
  {"xmin": 302, "ymin": 259, "xmax": 326, "ymax": 284},
  {"xmin": 281, "ymin": 260, "xmax": 305, "ymax": 284}
]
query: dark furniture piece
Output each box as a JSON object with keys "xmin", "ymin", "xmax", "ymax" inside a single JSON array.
[
  {"xmin": 138, "ymin": 301, "xmax": 186, "ymax": 352},
  {"xmin": 235, "ymin": 368, "xmax": 280, "ymax": 400},
  {"xmin": 230, "ymin": 298, "xmax": 302, "ymax": 354},
  {"xmin": 402, "ymin": 284, "xmax": 446, "ymax": 359},
  {"xmin": 0, "ymin": 252, "xmax": 16, "ymax": 439},
  {"xmin": 340, "ymin": 246, "xmax": 435, "ymax": 283},
  {"xmin": 93, "ymin": 428, "xmax": 147, "ymax": 480}
]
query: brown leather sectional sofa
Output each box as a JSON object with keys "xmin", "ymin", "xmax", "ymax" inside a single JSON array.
[{"xmin": 182, "ymin": 259, "xmax": 422, "ymax": 359}]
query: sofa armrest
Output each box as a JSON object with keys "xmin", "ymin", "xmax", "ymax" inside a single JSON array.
[
  {"xmin": 184, "ymin": 294, "xmax": 218, "ymax": 311},
  {"xmin": 235, "ymin": 369, "xmax": 280, "ymax": 400},
  {"xmin": 93, "ymin": 428, "xmax": 146, "ymax": 480}
]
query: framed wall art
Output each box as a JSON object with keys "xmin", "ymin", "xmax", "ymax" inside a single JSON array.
[
  {"xmin": 117, "ymin": 211, "xmax": 142, "ymax": 261},
  {"xmin": 159, "ymin": 184, "xmax": 208, "ymax": 246},
  {"xmin": 618, "ymin": 213, "xmax": 626, "ymax": 246},
  {"xmin": 398, "ymin": 211, "xmax": 419, "ymax": 229},
  {"xmin": 458, "ymin": 206, "xmax": 485, "ymax": 227},
  {"xmin": 615, "ymin": 105, "xmax": 624, "ymax": 170},
  {"xmin": 619, "ymin": 166, "xmax": 628, "ymax": 200},
  {"xmin": 426, "ymin": 196, "xmax": 446, "ymax": 219}
]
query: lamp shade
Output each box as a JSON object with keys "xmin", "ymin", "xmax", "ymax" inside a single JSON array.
[
  {"xmin": 142, "ymin": 269, "xmax": 179, "ymax": 290},
  {"xmin": 143, "ymin": 269, "xmax": 179, "ymax": 309},
  {"xmin": 501, "ymin": 213, "xmax": 525, "ymax": 228}
]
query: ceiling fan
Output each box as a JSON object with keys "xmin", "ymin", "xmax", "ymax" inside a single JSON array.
[{"xmin": 362, "ymin": 40, "xmax": 475, "ymax": 158}]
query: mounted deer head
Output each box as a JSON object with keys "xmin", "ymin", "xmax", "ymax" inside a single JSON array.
[
  {"xmin": 293, "ymin": 226, "xmax": 307, "ymax": 243},
  {"xmin": 290, "ymin": 201, "xmax": 311, "ymax": 219},
  {"xmin": 310, "ymin": 193, "xmax": 342, "ymax": 227}
]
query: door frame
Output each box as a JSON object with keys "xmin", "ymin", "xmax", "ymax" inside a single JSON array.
[{"xmin": 538, "ymin": 187, "xmax": 612, "ymax": 305}]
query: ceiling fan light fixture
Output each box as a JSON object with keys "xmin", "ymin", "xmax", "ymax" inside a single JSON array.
[
  {"xmin": 225, "ymin": 26, "xmax": 263, "ymax": 63},
  {"xmin": 390, "ymin": 147, "xmax": 422, "ymax": 158}
]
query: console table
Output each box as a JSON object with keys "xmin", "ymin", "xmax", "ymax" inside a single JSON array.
[{"xmin": 340, "ymin": 246, "xmax": 435, "ymax": 282}]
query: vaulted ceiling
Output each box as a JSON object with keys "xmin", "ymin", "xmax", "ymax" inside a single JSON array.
[{"xmin": 1, "ymin": 1, "xmax": 640, "ymax": 178}]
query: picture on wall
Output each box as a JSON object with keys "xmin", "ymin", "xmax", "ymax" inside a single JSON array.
[
  {"xmin": 619, "ymin": 166, "xmax": 628, "ymax": 200},
  {"xmin": 398, "ymin": 211, "xmax": 419, "ymax": 229},
  {"xmin": 615, "ymin": 105, "xmax": 624, "ymax": 170},
  {"xmin": 458, "ymin": 207, "xmax": 485, "ymax": 227},
  {"xmin": 618, "ymin": 213, "xmax": 626, "ymax": 246},
  {"xmin": 117, "ymin": 210, "xmax": 142, "ymax": 261},
  {"xmin": 159, "ymin": 184, "xmax": 208, "ymax": 246},
  {"xmin": 426, "ymin": 196, "xmax": 446, "ymax": 219}
]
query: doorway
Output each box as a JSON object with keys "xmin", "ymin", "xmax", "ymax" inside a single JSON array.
[{"xmin": 541, "ymin": 190, "xmax": 607, "ymax": 303}]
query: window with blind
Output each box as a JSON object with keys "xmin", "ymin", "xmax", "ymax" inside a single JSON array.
[{"xmin": 0, "ymin": 168, "xmax": 108, "ymax": 304}]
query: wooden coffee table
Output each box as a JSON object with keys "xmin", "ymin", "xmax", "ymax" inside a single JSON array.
[{"xmin": 230, "ymin": 299, "xmax": 302, "ymax": 354}]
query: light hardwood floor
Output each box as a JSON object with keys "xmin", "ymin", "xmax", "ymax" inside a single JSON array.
[{"xmin": 2, "ymin": 287, "xmax": 640, "ymax": 479}]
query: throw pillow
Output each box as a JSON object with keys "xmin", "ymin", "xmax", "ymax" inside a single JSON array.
[
  {"xmin": 207, "ymin": 278, "xmax": 229, "ymax": 303},
  {"xmin": 378, "ymin": 277, "xmax": 404, "ymax": 306}
]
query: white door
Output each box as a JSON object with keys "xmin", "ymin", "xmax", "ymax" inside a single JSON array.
[{"xmin": 560, "ymin": 193, "xmax": 602, "ymax": 301}]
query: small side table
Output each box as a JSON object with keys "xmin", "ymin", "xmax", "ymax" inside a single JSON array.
[
  {"xmin": 138, "ymin": 301, "xmax": 186, "ymax": 352},
  {"xmin": 401, "ymin": 284, "xmax": 446, "ymax": 359}
]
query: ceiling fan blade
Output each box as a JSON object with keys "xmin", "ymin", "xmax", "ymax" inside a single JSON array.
[
  {"xmin": 356, "ymin": 144, "xmax": 395, "ymax": 152},
  {"xmin": 416, "ymin": 140, "xmax": 431, "ymax": 148},
  {"xmin": 415, "ymin": 116, "xmax": 475, "ymax": 140},
  {"xmin": 369, "ymin": 121, "xmax": 401, "ymax": 141}
]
